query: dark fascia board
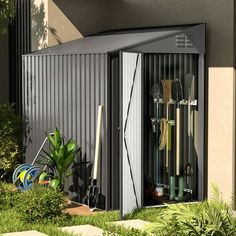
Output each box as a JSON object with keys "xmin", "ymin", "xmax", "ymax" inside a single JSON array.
[{"xmin": 90, "ymin": 23, "xmax": 204, "ymax": 36}]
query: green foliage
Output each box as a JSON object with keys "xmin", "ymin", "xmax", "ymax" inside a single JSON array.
[
  {"xmin": 0, "ymin": 181, "xmax": 20, "ymax": 210},
  {"xmin": 0, "ymin": 104, "xmax": 22, "ymax": 179},
  {"xmin": 146, "ymin": 184, "xmax": 236, "ymax": 236},
  {"xmin": 0, "ymin": 180, "xmax": 15, "ymax": 192},
  {"xmin": 38, "ymin": 127, "xmax": 81, "ymax": 190},
  {"xmin": 0, "ymin": 208, "xmax": 122, "ymax": 236},
  {"xmin": 15, "ymin": 186, "xmax": 66, "ymax": 222},
  {"xmin": 0, "ymin": 0, "xmax": 14, "ymax": 35}
]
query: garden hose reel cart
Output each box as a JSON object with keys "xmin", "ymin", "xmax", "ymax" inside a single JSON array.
[{"xmin": 12, "ymin": 133, "xmax": 55, "ymax": 191}]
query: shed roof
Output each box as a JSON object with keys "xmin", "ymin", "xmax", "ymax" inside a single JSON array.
[{"xmin": 29, "ymin": 26, "xmax": 188, "ymax": 55}]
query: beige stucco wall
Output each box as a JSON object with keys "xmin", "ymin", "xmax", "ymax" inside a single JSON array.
[
  {"xmin": 208, "ymin": 67, "xmax": 235, "ymax": 203},
  {"xmin": 31, "ymin": 0, "xmax": 82, "ymax": 51},
  {"xmin": 48, "ymin": 0, "xmax": 82, "ymax": 47},
  {"xmin": 53, "ymin": 0, "xmax": 111, "ymax": 36},
  {"xmin": 31, "ymin": 0, "xmax": 48, "ymax": 51}
]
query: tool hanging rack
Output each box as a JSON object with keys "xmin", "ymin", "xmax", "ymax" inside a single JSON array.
[
  {"xmin": 150, "ymin": 90, "xmax": 197, "ymax": 202},
  {"xmin": 153, "ymin": 100, "xmax": 197, "ymax": 126}
]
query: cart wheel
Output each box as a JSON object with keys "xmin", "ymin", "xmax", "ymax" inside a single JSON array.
[
  {"xmin": 12, "ymin": 164, "xmax": 33, "ymax": 191},
  {"xmin": 23, "ymin": 166, "xmax": 43, "ymax": 190}
]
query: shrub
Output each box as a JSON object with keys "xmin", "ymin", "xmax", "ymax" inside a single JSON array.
[
  {"xmin": 0, "ymin": 181, "xmax": 19, "ymax": 210},
  {"xmin": 146, "ymin": 185, "xmax": 236, "ymax": 236},
  {"xmin": 0, "ymin": 0, "xmax": 14, "ymax": 35},
  {"xmin": 16, "ymin": 186, "xmax": 66, "ymax": 222},
  {"xmin": 0, "ymin": 181, "xmax": 16, "ymax": 192},
  {"xmin": 0, "ymin": 104, "xmax": 22, "ymax": 179}
]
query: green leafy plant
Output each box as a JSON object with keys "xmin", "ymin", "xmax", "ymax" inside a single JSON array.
[
  {"xmin": 0, "ymin": 181, "xmax": 15, "ymax": 192},
  {"xmin": 38, "ymin": 127, "xmax": 81, "ymax": 190},
  {"xmin": 0, "ymin": 181, "xmax": 20, "ymax": 210},
  {"xmin": 0, "ymin": 0, "xmax": 14, "ymax": 35},
  {"xmin": 15, "ymin": 185, "xmax": 66, "ymax": 222},
  {"xmin": 0, "ymin": 104, "xmax": 22, "ymax": 179},
  {"xmin": 146, "ymin": 184, "xmax": 236, "ymax": 236}
]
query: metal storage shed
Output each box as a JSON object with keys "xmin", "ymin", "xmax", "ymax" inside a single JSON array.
[{"xmin": 22, "ymin": 24, "xmax": 205, "ymax": 216}]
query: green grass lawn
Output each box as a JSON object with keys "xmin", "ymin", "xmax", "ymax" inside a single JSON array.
[
  {"xmin": 1, "ymin": 182, "xmax": 235, "ymax": 235},
  {"xmin": 0, "ymin": 207, "xmax": 161, "ymax": 235},
  {"xmin": 0, "ymin": 181, "xmax": 163, "ymax": 235}
]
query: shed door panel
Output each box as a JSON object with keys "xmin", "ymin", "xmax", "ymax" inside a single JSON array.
[{"xmin": 121, "ymin": 52, "xmax": 142, "ymax": 217}]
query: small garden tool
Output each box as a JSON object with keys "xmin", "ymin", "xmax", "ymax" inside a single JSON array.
[
  {"xmin": 151, "ymin": 83, "xmax": 162, "ymax": 116},
  {"xmin": 184, "ymin": 73, "xmax": 195, "ymax": 190},
  {"xmin": 150, "ymin": 83, "xmax": 162, "ymax": 135}
]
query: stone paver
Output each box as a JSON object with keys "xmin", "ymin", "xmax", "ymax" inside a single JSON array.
[
  {"xmin": 3, "ymin": 230, "xmax": 48, "ymax": 236},
  {"xmin": 112, "ymin": 219, "xmax": 151, "ymax": 230},
  {"xmin": 61, "ymin": 225, "xmax": 104, "ymax": 236}
]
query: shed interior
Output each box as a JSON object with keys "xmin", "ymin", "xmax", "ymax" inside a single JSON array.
[
  {"xmin": 110, "ymin": 52, "xmax": 200, "ymax": 209},
  {"xmin": 143, "ymin": 53, "xmax": 199, "ymax": 206}
]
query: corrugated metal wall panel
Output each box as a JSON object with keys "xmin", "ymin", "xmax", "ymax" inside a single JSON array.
[
  {"xmin": 121, "ymin": 52, "xmax": 142, "ymax": 217},
  {"xmin": 9, "ymin": 0, "xmax": 31, "ymax": 114},
  {"xmin": 22, "ymin": 53, "xmax": 109, "ymax": 209}
]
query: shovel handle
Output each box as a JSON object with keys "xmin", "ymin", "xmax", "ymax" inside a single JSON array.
[
  {"xmin": 165, "ymin": 103, "xmax": 169, "ymax": 170},
  {"xmin": 93, "ymin": 105, "xmax": 103, "ymax": 180},
  {"xmin": 176, "ymin": 107, "xmax": 180, "ymax": 176}
]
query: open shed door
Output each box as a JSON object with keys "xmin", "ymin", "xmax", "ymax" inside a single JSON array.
[{"xmin": 120, "ymin": 52, "xmax": 142, "ymax": 218}]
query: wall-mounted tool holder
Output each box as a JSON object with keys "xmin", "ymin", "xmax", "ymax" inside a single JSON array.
[{"xmin": 144, "ymin": 53, "xmax": 200, "ymax": 205}]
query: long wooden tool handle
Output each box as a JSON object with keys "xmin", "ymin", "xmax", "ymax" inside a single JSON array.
[
  {"xmin": 93, "ymin": 105, "xmax": 103, "ymax": 180},
  {"xmin": 188, "ymin": 100, "xmax": 191, "ymax": 162},
  {"xmin": 165, "ymin": 103, "xmax": 169, "ymax": 170},
  {"xmin": 176, "ymin": 107, "xmax": 180, "ymax": 176}
]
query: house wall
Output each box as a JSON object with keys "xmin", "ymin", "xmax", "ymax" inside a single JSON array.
[
  {"xmin": 50, "ymin": 0, "xmax": 236, "ymax": 66},
  {"xmin": 53, "ymin": 0, "xmax": 111, "ymax": 36},
  {"xmin": 110, "ymin": 0, "xmax": 236, "ymax": 203},
  {"xmin": 111, "ymin": 0, "xmax": 234, "ymax": 67},
  {"xmin": 0, "ymin": 34, "xmax": 9, "ymax": 104},
  {"xmin": 31, "ymin": 0, "xmax": 48, "ymax": 51},
  {"xmin": 109, "ymin": 0, "xmax": 236, "ymax": 203},
  {"xmin": 208, "ymin": 68, "xmax": 235, "ymax": 203},
  {"xmin": 48, "ymin": 0, "xmax": 83, "ymax": 47},
  {"xmin": 31, "ymin": 0, "xmax": 83, "ymax": 51}
]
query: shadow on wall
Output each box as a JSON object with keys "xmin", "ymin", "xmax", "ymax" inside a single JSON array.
[
  {"xmin": 22, "ymin": 66, "xmax": 35, "ymax": 156},
  {"xmin": 22, "ymin": 67, "xmax": 95, "ymax": 205},
  {"xmin": 31, "ymin": 1, "xmax": 62, "ymax": 51}
]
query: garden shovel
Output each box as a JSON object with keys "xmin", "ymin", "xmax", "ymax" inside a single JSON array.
[
  {"xmin": 84, "ymin": 105, "xmax": 103, "ymax": 209},
  {"xmin": 173, "ymin": 78, "xmax": 184, "ymax": 201},
  {"xmin": 184, "ymin": 74, "xmax": 195, "ymax": 190},
  {"xmin": 161, "ymin": 79, "xmax": 173, "ymax": 174}
]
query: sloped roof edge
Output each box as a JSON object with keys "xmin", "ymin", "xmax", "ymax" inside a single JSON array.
[{"xmin": 25, "ymin": 24, "xmax": 202, "ymax": 56}]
